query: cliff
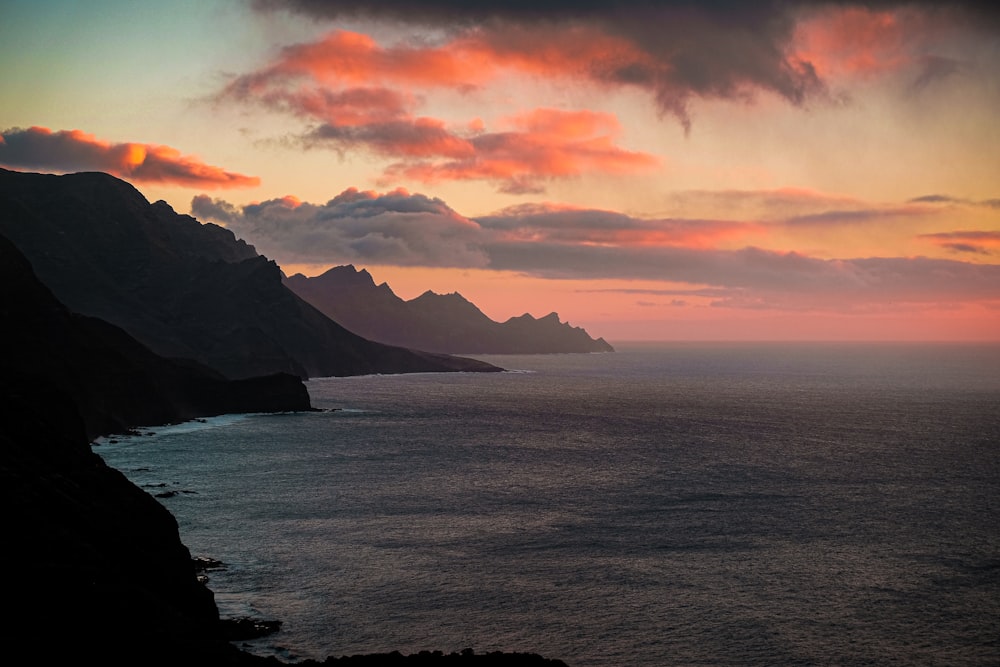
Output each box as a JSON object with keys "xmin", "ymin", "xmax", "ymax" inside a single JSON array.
[
  {"xmin": 0, "ymin": 236, "xmax": 563, "ymax": 665},
  {"xmin": 0, "ymin": 232, "xmax": 298, "ymax": 660},
  {"xmin": 0, "ymin": 232, "xmax": 312, "ymax": 439}
]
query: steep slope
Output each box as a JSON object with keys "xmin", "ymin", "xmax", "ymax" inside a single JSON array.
[
  {"xmin": 0, "ymin": 231, "xmax": 283, "ymax": 658},
  {"xmin": 0, "ymin": 169, "xmax": 500, "ymax": 378},
  {"xmin": 285, "ymin": 264, "xmax": 615, "ymax": 354}
]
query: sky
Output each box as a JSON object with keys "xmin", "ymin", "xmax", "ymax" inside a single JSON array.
[{"xmin": 2, "ymin": 0, "xmax": 999, "ymax": 342}]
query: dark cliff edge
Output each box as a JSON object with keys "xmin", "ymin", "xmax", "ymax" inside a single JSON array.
[
  {"xmin": 285, "ymin": 265, "xmax": 614, "ymax": 355},
  {"xmin": 0, "ymin": 202, "xmax": 559, "ymax": 662},
  {"xmin": 0, "ymin": 232, "xmax": 289, "ymax": 660},
  {"xmin": 0, "ymin": 231, "xmax": 312, "ymax": 439}
]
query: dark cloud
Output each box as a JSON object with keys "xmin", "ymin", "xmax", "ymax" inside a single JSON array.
[
  {"xmin": 305, "ymin": 119, "xmax": 472, "ymax": 158},
  {"xmin": 190, "ymin": 194, "xmax": 242, "ymax": 223},
  {"xmin": 252, "ymin": 0, "xmax": 776, "ymax": 25},
  {"xmin": 240, "ymin": 2, "xmax": 816, "ymax": 132},
  {"xmin": 909, "ymin": 194, "xmax": 960, "ymax": 204},
  {"xmin": 253, "ymin": 1, "xmax": 999, "ymax": 25},
  {"xmin": 783, "ymin": 206, "xmax": 930, "ymax": 226},
  {"xmin": 192, "ymin": 188, "xmax": 488, "ymax": 267},
  {"xmin": 487, "ymin": 240, "xmax": 1000, "ymax": 308},
  {"xmin": 939, "ymin": 242, "xmax": 990, "ymax": 254},
  {"xmin": 918, "ymin": 230, "xmax": 1000, "ymax": 256},
  {"xmin": 249, "ymin": 1, "xmax": 999, "ymax": 128},
  {"xmin": 908, "ymin": 194, "xmax": 1000, "ymax": 208},
  {"xmin": 911, "ymin": 55, "xmax": 964, "ymax": 91}
]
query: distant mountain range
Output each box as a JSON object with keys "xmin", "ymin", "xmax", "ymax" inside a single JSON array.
[
  {"xmin": 0, "ymin": 168, "xmax": 499, "ymax": 379},
  {"xmin": 285, "ymin": 265, "xmax": 614, "ymax": 354},
  {"xmin": 0, "ymin": 167, "xmax": 574, "ymax": 663}
]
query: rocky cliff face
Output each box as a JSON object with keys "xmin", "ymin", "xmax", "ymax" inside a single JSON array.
[
  {"xmin": 0, "ymin": 168, "xmax": 500, "ymax": 379},
  {"xmin": 285, "ymin": 265, "xmax": 615, "ymax": 354},
  {"xmin": 0, "ymin": 232, "xmax": 266, "ymax": 658}
]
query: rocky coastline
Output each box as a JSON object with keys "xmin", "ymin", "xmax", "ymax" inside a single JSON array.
[{"xmin": 0, "ymin": 230, "xmax": 565, "ymax": 664}]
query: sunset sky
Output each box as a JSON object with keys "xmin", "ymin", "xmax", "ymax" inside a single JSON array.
[{"xmin": 2, "ymin": 0, "xmax": 999, "ymax": 341}]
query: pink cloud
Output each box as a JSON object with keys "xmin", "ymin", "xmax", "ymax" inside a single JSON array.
[
  {"xmin": 230, "ymin": 27, "xmax": 646, "ymax": 93},
  {"xmin": 786, "ymin": 5, "xmax": 966, "ymax": 84},
  {"xmin": 378, "ymin": 108, "xmax": 659, "ymax": 193},
  {"xmin": 0, "ymin": 126, "xmax": 259, "ymax": 189}
]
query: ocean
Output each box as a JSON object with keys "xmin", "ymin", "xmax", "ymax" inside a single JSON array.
[{"xmin": 95, "ymin": 342, "xmax": 1000, "ymax": 666}]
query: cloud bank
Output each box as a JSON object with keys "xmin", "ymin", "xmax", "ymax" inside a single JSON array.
[
  {"xmin": 223, "ymin": 1, "xmax": 998, "ymax": 196},
  {"xmin": 193, "ymin": 188, "xmax": 1000, "ymax": 312},
  {"xmin": 0, "ymin": 126, "xmax": 260, "ymax": 189},
  {"xmin": 222, "ymin": 31, "xmax": 661, "ymax": 193},
  {"xmin": 251, "ymin": 1, "xmax": 996, "ymax": 120},
  {"xmin": 193, "ymin": 188, "xmax": 487, "ymax": 267}
]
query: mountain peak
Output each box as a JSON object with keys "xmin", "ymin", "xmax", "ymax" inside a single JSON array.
[
  {"xmin": 285, "ymin": 266, "xmax": 614, "ymax": 354},
  {"xmin": 316, "ymin": 264, "xmax": 376, "ymax": 287}
]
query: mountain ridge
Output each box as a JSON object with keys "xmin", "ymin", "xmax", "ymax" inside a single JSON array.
[
  {"xmin": 0, "ymin": 168, "xmax": 500, "ymax": 378},
  {"xmin": 285, "ymin": 264, "xmax": 614, "ymax": 355}
]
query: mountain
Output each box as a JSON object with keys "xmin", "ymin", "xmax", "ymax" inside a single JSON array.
[
  {"xmin": 284, "ymin": 265, "xmax": 615, "ymax": 354},
  {"xmin": 0, "ymin": 228, "xmax": 562, "ymax": 664},
  {"xmin": 0, "ymin": 231, "xmax": 312, "ymax": 439},
  {"xmin": 0, "ymin": 168, "xmax": 500, "ymax": 379}
]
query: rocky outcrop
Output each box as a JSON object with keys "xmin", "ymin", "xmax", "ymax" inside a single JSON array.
[
  {"xmin": 285, "ymin": 265, "xmax": 614, "ymax": 354},
  {"xmin": 0, "ymin": 168, "xmax": 501, "ymax": 379}
]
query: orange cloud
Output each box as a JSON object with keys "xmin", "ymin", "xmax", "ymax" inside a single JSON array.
[
  {"xmin": 0, "ymin": 126, "xmax": 259, "ymax": 189},
  {"xmin": 263, "ymin": 30, "xmax": 487, "ymax": 88},
  {"xmin": 224, "ymin": 34, "xmax": 660, "ymax": 191},
  {"xmin": 221, "ymin": 20, "xmax": 808, "ymax": 136},
  {"xmin": 240, "ymin": 27, "xmax": 647, "ymax": 92},
  {"xmin": 379, "ymin": 108, "xmax": 659, "ymax": 193},
  {"xmin": 264, "ymin": 87, "xmax": 417, "ymax": 127},
  {"xmin": 308, "ymin": 117, "xmax": 475, "ymax": 158},
  {"xmin": 787, "ymin": 5, "xmax": 955, "ymax": 81}
]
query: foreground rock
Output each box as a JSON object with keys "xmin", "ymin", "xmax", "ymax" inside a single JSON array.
[{"xmin": 286, "ymin": 265, "xmax": 614, "ymax": 355}]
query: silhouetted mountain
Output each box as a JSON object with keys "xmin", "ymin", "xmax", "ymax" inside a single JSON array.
[
  {"xmin": 0, "ymin": 231, "xmax": 312, "ymax": 439},
  {"xmin": 0, "ymin": 235, "xmax": 562, "ymax": 665},
  {"xmin": 0, "ymin": 230, "xmax": 296, "ymax": 659},
  {"xmin": 285, "ymin": 265, "xmax": 615, "ymax": 354},
  {"xmin": 0, "ymin": 168, "xmax": 500, "ymax": 378}
]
